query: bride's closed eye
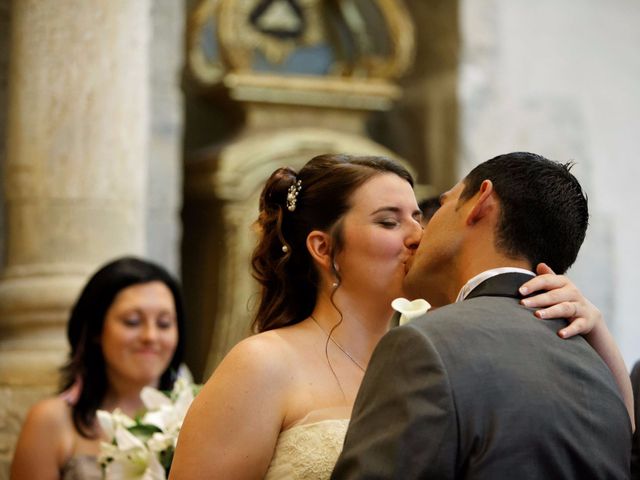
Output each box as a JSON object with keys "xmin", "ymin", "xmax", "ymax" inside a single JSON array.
[{"xmin": 377, "ymin": 219, "xmax": 400, "ymax": 228}]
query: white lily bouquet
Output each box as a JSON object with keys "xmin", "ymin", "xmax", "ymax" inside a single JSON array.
[{"xmin": 97, "ymin": 376, "xmax": 200, "ymax": 480}]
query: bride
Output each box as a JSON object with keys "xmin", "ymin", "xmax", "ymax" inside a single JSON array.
[{"xmin": 170, "ymin": 154, "xmax": 630, "ymax": 479}]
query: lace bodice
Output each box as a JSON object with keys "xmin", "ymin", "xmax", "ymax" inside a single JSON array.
[{"xmin": 265, "ymin": 418, "xmax": 349, "ymax": 479}]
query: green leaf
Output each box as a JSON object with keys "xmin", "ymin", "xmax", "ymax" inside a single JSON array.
[
  {"xmin": 160, "ymin": 448, "xmax": 174, "ymax": 475},
  {"xmin": 128, "ymin": 423, "xmax": 162, "ymax": 442}
]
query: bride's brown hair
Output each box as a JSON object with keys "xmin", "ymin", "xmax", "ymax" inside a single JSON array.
[{"xmin": 251, "ymin": 153, "xmax": 413, "ymax": 332}]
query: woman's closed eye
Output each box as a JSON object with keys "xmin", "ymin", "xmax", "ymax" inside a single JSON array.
[
  {"xmin": 122, "ymin": 315, "xmax": 142, "ymax": 327},
  {"xmin": 377, "ymin": 219, "xmax": 400, "ymax": 228},
  {"xmin": 156, "ymin": 314, "xmax": 176, "ymax": 329}
]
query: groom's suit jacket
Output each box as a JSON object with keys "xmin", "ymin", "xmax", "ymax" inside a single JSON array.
[{"xmin": 332, "ymin": 273, "xmax": 632, "ymax": 479}]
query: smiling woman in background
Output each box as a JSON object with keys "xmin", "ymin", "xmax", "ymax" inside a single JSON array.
[{"xmin": 10, "ymin": 256, "xmax": 185, "ymax": 480}]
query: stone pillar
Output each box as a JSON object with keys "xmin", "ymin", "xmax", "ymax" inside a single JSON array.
[
  {"xmin": 0, "ymin": 0, "xmax": 9, "ymax": 270},
  {"xmin": 146, "ymin": 0, "xmax": 185, "ymax": 275},
  {"xmin": 0, "ymin": 1, "xmax": 150, "ymax": 475}
]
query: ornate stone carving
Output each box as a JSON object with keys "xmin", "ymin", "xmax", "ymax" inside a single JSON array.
[{"xmin": 189, "ymin": 0, "xmax": 414, "ymax": 85}]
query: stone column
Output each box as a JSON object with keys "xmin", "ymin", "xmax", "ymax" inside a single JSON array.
[
  {"xmin": 0, "ymin": 1, "xmax": 150, "ymax": 474},
  {"xmin": 146, "ymin": 0, "xmax": 185, "ymax": 275}
]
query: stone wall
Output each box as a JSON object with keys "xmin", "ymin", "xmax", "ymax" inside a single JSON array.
[{"xmin": 459, "ymin": 0, "xmax": 640, "ymax": 365}]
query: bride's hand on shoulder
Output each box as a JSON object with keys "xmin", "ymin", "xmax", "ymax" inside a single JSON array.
[{"xmin": 518, "ymin": 262, "xmax": 602, "ymax": 339}]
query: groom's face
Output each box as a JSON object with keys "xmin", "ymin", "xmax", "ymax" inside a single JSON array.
[{"xmin": 403, "ymin": 181, "xmax": 468, "ymax": 305}]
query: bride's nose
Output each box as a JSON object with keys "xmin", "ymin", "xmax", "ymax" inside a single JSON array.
[{"xmin": 405, "ymin": 221, "xmax": 423, "ymax": 251}]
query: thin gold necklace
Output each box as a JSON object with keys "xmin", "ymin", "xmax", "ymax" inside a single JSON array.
[{"xmin": 310, "ymin": 315, "xmax": 366, "ymax": 372}]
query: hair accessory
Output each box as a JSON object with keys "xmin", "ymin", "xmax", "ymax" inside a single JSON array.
[
  {"xmin": 286, "ymin": 179, "xmax": 302, "ymax": 212},
  {"xmin": 282, "ymin": 245, "xmax": 289, "ymax": 253}
]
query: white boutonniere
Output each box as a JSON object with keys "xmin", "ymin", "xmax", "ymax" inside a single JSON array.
[{"xmin": 391, "ymin": 297, "xmax": 431, "ymax": 325}]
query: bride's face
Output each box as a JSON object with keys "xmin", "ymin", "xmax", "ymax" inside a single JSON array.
[{"xmin": 334, "ymin": 173, "xmax": 423, "ymax": 304}]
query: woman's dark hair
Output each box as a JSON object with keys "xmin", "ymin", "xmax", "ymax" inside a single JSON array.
[
  {"xmin": 251, "ymin": 153, "xmax": 414, "ymax": 333},
  {"xmin": 60, "ymin": 256, "xmax": 186, "ymax": 438},
  {"xmin": 418, "ymin": 195, "xmax": 441, "ymax": 224}
]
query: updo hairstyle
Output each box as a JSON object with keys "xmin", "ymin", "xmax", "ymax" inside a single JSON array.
[{"xmin": 251, "ymin": 153, "xmax": 413, "ymax": 333}]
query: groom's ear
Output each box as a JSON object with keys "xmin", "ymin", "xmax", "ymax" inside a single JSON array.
[
  {"xmin": 466, "ymin": 179, "xmax": 498, "ymax": 226},
  {"xmin": 306, "ymin": 230, "xmax": 333, "ymax": 271}
]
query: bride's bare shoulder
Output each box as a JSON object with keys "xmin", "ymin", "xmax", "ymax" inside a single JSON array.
[{"xmin": 211, "ymin": 323, "xmax": 311, "ymax": 384}]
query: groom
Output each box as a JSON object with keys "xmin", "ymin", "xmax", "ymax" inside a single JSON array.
[{"xmin": 332, "ymin": 152, "xmax": 631, "ymax": 479}]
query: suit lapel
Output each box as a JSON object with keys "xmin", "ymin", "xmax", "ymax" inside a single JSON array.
[{"xmin": 464, "ymin": 272, "xmax": 535, "ymax": 301}]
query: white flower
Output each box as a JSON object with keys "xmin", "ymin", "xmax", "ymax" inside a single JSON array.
[
  {"xmin": 147, "ymin": 432, "xmax": 175, "ymax": 452},
  {"xmin": 176, "ymin": 364, "xmax": 194, "ymax": 383},
  {"xmin": 140, "ymin": 381, "xmax": 194, "ymax": 436},
  {"xmin": 391, "ymin": 297, "xmax": 431, "ymax": 325},
  {"xmin": 99, "ymin": 372, "xmax": 200, "ymax": 480},
  {"xmin": 97, "ymin": 408, "xmax": 136, "ymax": 443},
  {"xmin": 98, "ymin": 441, "xmax": 120, "ymax": 465},
  {"xmin": 103, "ymin": 445, "xmax": 165, "ymax": 480},
  {"xmin": 115, "ymin": 426, "xmax": 147, "ymax": 451},
  {"xmin": 140, "ymin": 387, "xmax": 172, "ymax": 410},
  {"xmin": 101, "ymin": 426, "xmax": 165, "ymax": 480}
]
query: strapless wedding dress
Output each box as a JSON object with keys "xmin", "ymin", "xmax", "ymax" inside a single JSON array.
[{"xmin": 265, "ymin": 409, "xmax": 349, "ymax": 480}]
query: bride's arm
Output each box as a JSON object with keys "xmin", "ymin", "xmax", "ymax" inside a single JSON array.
[
  {"xmin": 519, "ymin": 263, "xmax": 635, "ymax": 432},
  {"xmin": 169, "ymin": 334, "xmax": 288, "ymax": 480}
]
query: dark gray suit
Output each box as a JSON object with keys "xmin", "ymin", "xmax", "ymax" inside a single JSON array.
[{"xmin": 332, "ymin": 273, "xmax": 631, "ymax": 479}]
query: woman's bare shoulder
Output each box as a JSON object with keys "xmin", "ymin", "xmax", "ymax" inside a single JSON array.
[
  {"xmin": 219, "ymin": 328, "xmax": 300, "ymax": 379},
  {"xmin": 22, "ymin": 396, "xmax": 72, "ymax": 431},
  {"xmin": 172, "ymin": 327, "xmax": 311, "ymax": 478},
  {"xmin": 12, "ymin": 395, "xmax": 75, "ymax": 476},
  {"xmin": 202, "ymin": 324, "xmax": 316, "ymax": 395}
]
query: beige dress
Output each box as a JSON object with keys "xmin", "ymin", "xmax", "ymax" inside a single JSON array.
[
  {"xmin": 61, "ymin": 455, "xmax": 102, "ymax": 480},
  {"xmin": 265, "ymin": 408, "xmax": 350, "ymax": 480}
]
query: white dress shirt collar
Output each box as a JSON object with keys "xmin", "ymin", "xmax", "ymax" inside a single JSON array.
[{"xmin": 455, "ymin": 267, "xmax": 535, "ymax": 303}]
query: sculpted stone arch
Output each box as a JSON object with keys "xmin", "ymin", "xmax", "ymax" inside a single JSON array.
[{"xmin": 215, "ymin": 127, "xmax": 412, "ymax": 200}]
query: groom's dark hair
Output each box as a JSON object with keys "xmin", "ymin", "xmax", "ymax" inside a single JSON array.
[{"xmin": 459, "ymin": 152, "xmax": 589, "ymax": 274}]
